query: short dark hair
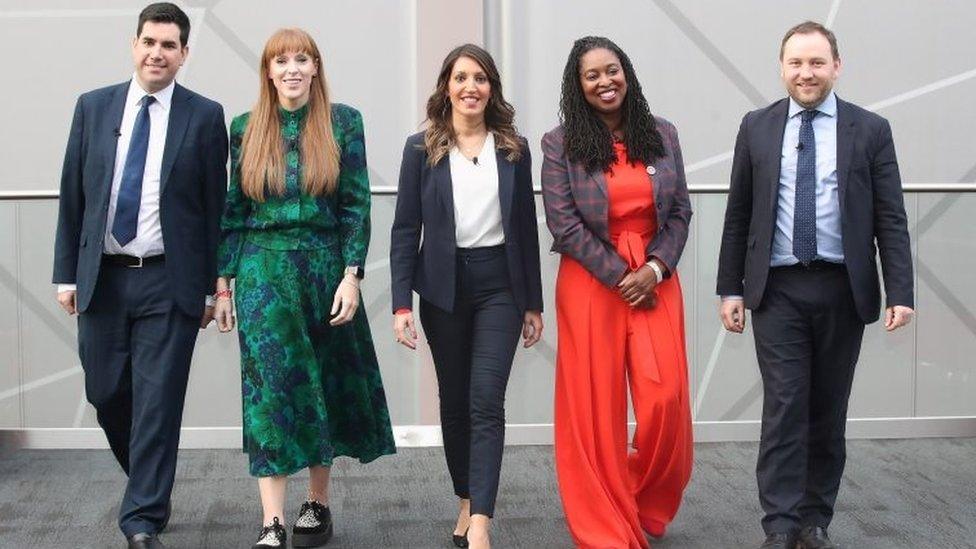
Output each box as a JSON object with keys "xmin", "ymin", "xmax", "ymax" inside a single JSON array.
[
  {"xmin": 780, "ymin": 21, "xmax": 839, "ymax": 61},
  {"xmin": 137, "ymin": 3, "xmax": 191, "ymax": 47}
]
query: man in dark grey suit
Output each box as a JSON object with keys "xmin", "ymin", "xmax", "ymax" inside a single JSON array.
[
  {"xmin": 716, "ymin": 21, "xmax": 914, "ymax": 549},
  {"xmin": 52, "ymin": 3, "xmax": 227, "ymax": 547}
]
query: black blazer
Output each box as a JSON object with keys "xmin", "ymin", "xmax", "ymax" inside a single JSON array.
[
  {"xmin": 390, "ymin": 131, "xmax": 543, "ymax": 314},
  {"xmin": 52, "ymin": 81, "xmax": 228, "ymax": 318},
  {"xmin": 716, "ymin": 96, "xmax": 913, "ymax": 324}
]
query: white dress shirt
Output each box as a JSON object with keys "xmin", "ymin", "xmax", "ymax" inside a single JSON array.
[{"xmin": 449, "ymin": 132, "xmax": 505, "ymax": 248}]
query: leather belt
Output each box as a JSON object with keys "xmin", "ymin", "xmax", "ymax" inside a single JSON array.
[{"xmin": 102, "ymin": 254, "xmax": 165, "ymax": 268}]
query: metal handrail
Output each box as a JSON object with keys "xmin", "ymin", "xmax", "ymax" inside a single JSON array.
[{"xmin": 2, "ymin": 183, "xmax": 975, "ymax": 200}]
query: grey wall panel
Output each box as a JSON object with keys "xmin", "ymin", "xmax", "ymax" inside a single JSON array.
[
  {"xmin": 691, "ymin": 194, "xmax": 762, "ymax": 422},
  {"xmin": 16, "ymin": 202, "xmax": 90, "ymax": 427},
  {"xmin": 0, "ymin": 204, "xmax": 21, "ymax": 428},
  {"xmin": 846, "ymin": 195, "xmax": 918, "ymax": 418},
  {"xmin": 915, "ymin": 194, "xmax": 976, "ymax": 416}
]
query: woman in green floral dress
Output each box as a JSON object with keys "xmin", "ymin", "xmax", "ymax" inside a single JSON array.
[{"xmin": 213, "ymin": 28, "xmax": 395, "ymax": 549}]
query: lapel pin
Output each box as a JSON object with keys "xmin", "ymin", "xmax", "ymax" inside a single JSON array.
[{"xmin": 647, "ymin": 165, "xmax": 656, "ymax": 175}]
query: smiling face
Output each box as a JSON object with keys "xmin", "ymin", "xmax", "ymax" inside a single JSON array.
[
  {"xmin": 131, "ymin": 21, "xmax": 187, "ymax": 93},
  {"xmin": 780, "ymin": 31, "xmax": 841, "ymax": 109},
  {"xmin": 447, "ymin": 55, "xmax": 490, "ymax": 123},
  {"xmin": 579, "ymin": 47, "xmax": 627, "ymax": 119},
  {"xmin": 269, "ymin": 50, "xmax": 318, "ymax": 110}
]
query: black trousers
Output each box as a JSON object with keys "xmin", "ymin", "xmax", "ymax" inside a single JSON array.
[
  {"xmin": 77, "ymin": 260, "xmax": 200, "ymax": 537},
  {"xmin": 752, "ymin": 262, "xmax": 865, "ymax": 534},
  {"xmin": 419, "ymin": 245, "xmax": 522, "ymax": 518}
]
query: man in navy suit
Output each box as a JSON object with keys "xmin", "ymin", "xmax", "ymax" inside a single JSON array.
[
  {"xmin": 716, "ymin": 21, "xmax": 914, "ymax": 549},
  {"xmin": 52, "ymin": 3, "xmax": 227, "ymax": 547}
]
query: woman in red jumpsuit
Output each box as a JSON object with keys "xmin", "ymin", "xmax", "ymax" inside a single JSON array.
[{"xmin": 541, "ymin": 36, "xmax": 694, "ymax": 548}]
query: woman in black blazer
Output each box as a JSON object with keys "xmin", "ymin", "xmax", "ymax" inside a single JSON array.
[{"xmin": 390, "ymin": 43, "xmax": 543, "ymax": 549}]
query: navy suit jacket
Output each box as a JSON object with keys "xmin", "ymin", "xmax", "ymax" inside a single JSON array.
[
  {"xmin": 390, "ymin": 132, "xmax": 544, "ymax": 314},
  {"xmin": 53, "ymin": 81, "xmax": 228, "ymax": 318},
  {"xmin": 716, "ymin": 96, "xmax": 913, "ymax": 323}
]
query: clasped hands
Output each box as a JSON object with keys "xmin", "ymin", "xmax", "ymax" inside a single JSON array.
[{"xmin": 618, "ymin": 263, "xmax": 659, "ymax": 309}]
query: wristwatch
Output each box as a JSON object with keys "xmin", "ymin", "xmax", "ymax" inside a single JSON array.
[
  {"xmin": 344, "ymin": 265, "xmax": 364, "ymax": 279},
  {"xmin": 645, "ymin": 260, "xmax": 664, "ymax": 284}
]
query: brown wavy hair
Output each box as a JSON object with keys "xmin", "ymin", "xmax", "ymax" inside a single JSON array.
[
  {"xmin": 240, "ymin": 28, "xmax": 340, "ymax": 201},
  {"xmin": 423, "ymin": 44, "xmax": 522, "ymax": 166}
]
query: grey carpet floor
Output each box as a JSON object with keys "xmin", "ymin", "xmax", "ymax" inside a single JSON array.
[{"xmin": 1, "ymin": 439, "xmax": 974, "ymax": 548}]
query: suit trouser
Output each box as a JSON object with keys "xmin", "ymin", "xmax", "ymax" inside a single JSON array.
[
  {"xmin": 419, "ymin": 245, "xmax": 522, "ymax": 518},
  {"xmin": 77, "ymin": 260, "xmax": 200, "ymax": 537},
  {"xmin": 752, "ymin": 262, "xmax": 865, "ymax": 534}
]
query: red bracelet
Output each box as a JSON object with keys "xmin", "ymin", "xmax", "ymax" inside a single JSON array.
[{"xmin": 214, "ymin": 288, "xmax": 232, "ymax": 300}]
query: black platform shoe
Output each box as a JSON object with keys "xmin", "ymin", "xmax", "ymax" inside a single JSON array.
[
  {"xmin": 453, "ymin": 528, "xmax": 469, "ymax": 548},
  {"xmin": 292, "ymin": 500, "xmax": 334, "ymax": 547},
  {"xmin": 252, "ymin": 517, "xmax": 286, "ymax": 548}
]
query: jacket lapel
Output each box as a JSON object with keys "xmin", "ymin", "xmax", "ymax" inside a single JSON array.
[
  {"xmin": 496, "ymin": 148, "xmax": 514, "ymax": 236},
  {"xmin": 432, "ymin": 155, "xmax": 457, "ymax": 236},
  {"xmin": 764, "ymin": 99, "xmax": 790, "ymax": 212},
  {"xmin": 835, "ymin": 97, "xmax": 856, "ymax": 212},
  {"xmin": 159, "ymin": 83, "xmax": 191, "ymax": 194},
  {"xmin": 103, "ymin": 82, "xmax": 128, "ymax": 183}
]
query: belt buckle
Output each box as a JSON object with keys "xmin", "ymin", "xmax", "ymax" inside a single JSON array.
[{"xmin": 127, "ymin": 256, "xmax": 144, "ymax": 268}]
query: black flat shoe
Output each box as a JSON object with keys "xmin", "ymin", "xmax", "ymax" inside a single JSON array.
[
  {"xmin": 452, "ymin": 528, "xmax": 469, "ymax": 548},
  {"xmin": 292, "ymin": 500, "xmax": 333, "ymax": 547}
]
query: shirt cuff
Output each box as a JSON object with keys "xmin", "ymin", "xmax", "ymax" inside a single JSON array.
[
  {"xmin": 721, "ymin": 295, "xmax": 744, "ymax": 301},
  {"xmin": 56, "ymin": 284, "xmax": 77, "ymax": 293},
  {"xmin": 394, "ymin": 308, "xmax": 411, "ymax": 315},
  {"xmin": 205, "ymin": 295, "xmax": 215, "ymax": 307}
]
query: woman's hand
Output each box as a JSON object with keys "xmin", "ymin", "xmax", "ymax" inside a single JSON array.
[
  {"xmin": 393, "ymin": 310, "xmax": 418, "ymax": 349},
  {"xmin": 214, "ymin": 277, "xmax": 235, "ymax": 332},
  {"xmin": 329, "ymin": 275, "xmax": 360, "ymax": 326},
  {"xmin": 618, "ymin": 264, "xmax": 658, "ymax": 308},
  {"xmin": 522, "ymin": 310, "xmax": 543, "ymax": 348},
  {"xmin": 214, "ymin": 297, "xmax": 235, "ymax": 332}
]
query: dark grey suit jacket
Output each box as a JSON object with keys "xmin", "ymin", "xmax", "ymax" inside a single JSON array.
[
  {"xmin": 716, "ymin": 96, "xmax": 913, "ymax": 324},
  {"xmin": 53, "ymin": 81, "xmax": 228, "ymax": 317}
]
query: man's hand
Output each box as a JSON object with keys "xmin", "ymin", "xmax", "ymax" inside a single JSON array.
[
  {"xmin": 719, "ymin": 298, "xmax": 746, "ymax": 333},
  {"xmin": 200, "ymin": 305, "xmax": 215, "ymax": 329},
  {"xmin": 57, "ymin": 290, "xmax": 77, "ymax": 315},
  {"xmin": 884, "ymin": 305, "xmax": 914, "ymax": 332}
]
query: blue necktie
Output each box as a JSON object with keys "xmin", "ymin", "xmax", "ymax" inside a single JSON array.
[
  {"xmin": 112, "ymin": 95, "xmax": 155, "ymax": 247},
  {"xmin": 793, "ymin": 109, "xmax": 818, "ymax": 265}
]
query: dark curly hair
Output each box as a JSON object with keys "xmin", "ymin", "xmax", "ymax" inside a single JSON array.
[{"xmin": 559, "ymin": 36, "xmax": 665, "ymax": 173}]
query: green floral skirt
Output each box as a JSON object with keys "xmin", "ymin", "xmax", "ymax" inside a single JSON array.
[{"xmin": 235, "ymin": 241, "xmax": 396, "ymax": 477}]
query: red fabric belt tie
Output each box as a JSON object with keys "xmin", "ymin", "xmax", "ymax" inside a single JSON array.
[{"xmin": 615, "ymin": 230, "xmax": 661, "ymax": 384}]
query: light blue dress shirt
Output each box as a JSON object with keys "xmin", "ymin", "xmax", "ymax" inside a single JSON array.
[{"xmin": 771, "ymin": 92, "xmax": 844, "ymax": 266}]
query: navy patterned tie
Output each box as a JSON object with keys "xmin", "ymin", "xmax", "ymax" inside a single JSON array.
[
  {"xmin": 111, "ymin": 95, "xmax": 155, "ymax": 247},
  {"xmin": 793, "ymin": 109, "xmax": 818, "ymax": 265}
]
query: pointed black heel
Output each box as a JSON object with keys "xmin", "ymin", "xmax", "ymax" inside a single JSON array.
[{"xmin": 452, "ymin": 528, "xmax": 469, "ymax": 548}]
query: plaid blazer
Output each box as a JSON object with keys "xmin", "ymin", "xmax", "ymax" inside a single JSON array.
[{"xmin": 540, "ymin": 118, "xmax": 692, "ymax": 288}]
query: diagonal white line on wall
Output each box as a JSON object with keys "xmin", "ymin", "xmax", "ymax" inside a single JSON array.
[
  {"xmin": 694, "ymin": 326, "xmax": 727, "ymax": 417},
  {"xmin": 0, "ymin": 366, "xmax": 82, "ymax": 402},
  {"xmin": 825, "ymin": 0, "xmax": 843, "ymax": 28},
  {"xmin": 684, "ymin": 67, "xmax": 976, "ymax": 176}
]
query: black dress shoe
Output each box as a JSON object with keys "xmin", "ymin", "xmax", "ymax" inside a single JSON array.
[
  {"xmin": 798, "ymin": 526, "xmax": 839, "ymax": 548},
  {"xmin": 760, "ymin": 531, "xmax": 798, "ymax": 549},
  {"xmin": 127, "ymin": 532, "xmax": 165, "ymax": 549},
  {"xmin": 452, "ymin": 528, "xmax": 469, "ymax": 548},
  {"xmin": 292, "ymin": 500, "xmax": 333, "ymax": 547},
  {"xmin": 253, "ymin": 517, "xmax": 287, "ymax": 548}
]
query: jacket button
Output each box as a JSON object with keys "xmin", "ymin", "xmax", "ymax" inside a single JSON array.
[{"xmin": 657, "ymin": 203, "xmax": 663, "ymax": 209}]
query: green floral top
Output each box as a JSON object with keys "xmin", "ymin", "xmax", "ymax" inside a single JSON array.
[{"xmin": 217, "ymin": 103, "xmax": 370, "ymax": 278}]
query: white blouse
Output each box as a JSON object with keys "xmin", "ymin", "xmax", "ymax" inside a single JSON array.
[{"xmin": 449, "ymin": 132, "xmax": 505, "ymax": 248}]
